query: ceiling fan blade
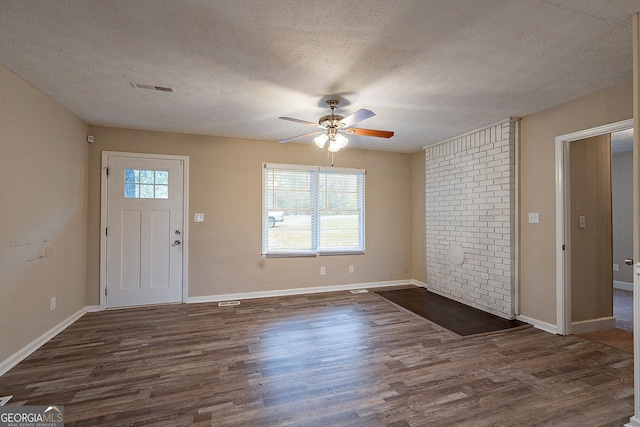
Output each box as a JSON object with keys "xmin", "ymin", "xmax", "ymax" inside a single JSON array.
[
  {"xmin": 279, "ymin": 131, "xmax": 322, "ymax": 143},
  {"xmin": 339, "ymin": 108, "xmax": 375, "ymax": 128},
  {"xmin": 345, "ymin": 128, "xmax": 395, "ymax": 138},
  {"xmin": 279, "ymin": 117, "xmax": 323, "ymax": 128}
]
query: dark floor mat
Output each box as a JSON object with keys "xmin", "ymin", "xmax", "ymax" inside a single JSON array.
[{"xmin": 375, "ymin": 287, "xmax": 528, "ymax": 337}]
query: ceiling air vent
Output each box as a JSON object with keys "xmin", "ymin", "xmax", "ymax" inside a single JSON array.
[{"xmin": 130, "ymin": 82, "xmax": 176, "ymax": 93}]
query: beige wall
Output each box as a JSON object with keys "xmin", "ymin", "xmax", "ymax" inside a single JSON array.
[
  {"xmin": 612, "ymin": 151, "xmax": 634, "ymax": 284},
  {"xmin": 519, "ymin": 80, "xmax": 633, "ymax": 325},
  {"xmin": 86, "ymin": 127, "xmax": 414, "ymax": 304},
  {"xmin": 0, "ymin": 66, "xmax": 89, "ymax": 362},
  {"xmin": 411, "ymin": 150, "xmax": 426, "ymax": 284},
  {"xmin": 569, "ymin": 135, "xmax": 612, "ymax": 322}
]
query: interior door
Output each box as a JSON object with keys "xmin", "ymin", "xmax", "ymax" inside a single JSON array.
[
  {"xmin": 105, "ymin": 154, "xmax": 184, "ymax": 308},
  {"xmin": 568, "ymin": 135, "xmax": 613, "ymax": 326}
]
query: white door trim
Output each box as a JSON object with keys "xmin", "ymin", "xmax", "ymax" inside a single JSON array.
[
  {"xmin": 630, "ymin": 14, "xmax": 640, "ymax": 427},
  {"xmin": 554, "ymin": 119, "xmax": 633, "ymax": 335},
  {"xmin": 100, "ymin": 151, "xmax": 189, "ymax": 310}
]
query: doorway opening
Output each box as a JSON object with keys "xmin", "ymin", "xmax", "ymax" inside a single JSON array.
[{"xmin": 555, "ymin": 119, "xmax": 633, "ymax": 336}]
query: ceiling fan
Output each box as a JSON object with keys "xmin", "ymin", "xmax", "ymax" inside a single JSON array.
[{"xmin": 278, "ymin": 99, "xmax": 394, "ymax": 154}]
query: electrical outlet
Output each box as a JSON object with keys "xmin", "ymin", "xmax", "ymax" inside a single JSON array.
[
  {"xmin": 50, "ymin": 297, "xmax": 56, "ymax": 311},
  {"xmin": 349, "ymin": 265, "xmax": 354, "ymax": 274},
  {"xmin": 613, "ymin": 264, "xmax": 619, "ymax": 272},
  {"xmin": 320, "ymin": 267, "xmax": 326, "ymax": 276}
]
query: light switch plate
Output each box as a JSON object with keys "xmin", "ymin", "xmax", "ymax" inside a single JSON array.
[
  {"xmin": 194, "ymin": 213, "xmax": 205, "ymax": 223},
  {"xmin": 528, "ymin": 212, "xmax": 539, "ymax": 223}
]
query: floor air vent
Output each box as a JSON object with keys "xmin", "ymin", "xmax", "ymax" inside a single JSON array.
[
  {"xmin": 350, "ymin": 289, "xmax": 369, "ymax": 294},
  {"xmin": 218, "ymin": 301, "xmax": 241, "ymax": 307}
]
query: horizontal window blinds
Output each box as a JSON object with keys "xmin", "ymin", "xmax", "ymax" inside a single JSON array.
[{"xmin": 262, "ymin": 163, "xmax": 365, "ymax": 257}]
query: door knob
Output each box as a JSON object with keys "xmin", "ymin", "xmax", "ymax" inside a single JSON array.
[{"xmin": 625, "ymin": 257, "xmax": 634, "ymax": 265}]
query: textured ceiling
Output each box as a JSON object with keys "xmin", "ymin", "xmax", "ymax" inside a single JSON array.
[{"xmin": 1, "ymin": 0, "xmax": 638, "ymax": 153}]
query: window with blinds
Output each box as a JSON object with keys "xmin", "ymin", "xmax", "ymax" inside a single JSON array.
[{"xmin": 262, "ymin": 163, "xmax": 365, "ymax": 257}]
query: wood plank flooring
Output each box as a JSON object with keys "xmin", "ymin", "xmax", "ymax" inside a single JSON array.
[{"xmin": 0, "ymin": 291, "xmax": 634, "ymax": 426}]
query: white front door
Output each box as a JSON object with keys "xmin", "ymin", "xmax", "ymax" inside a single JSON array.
[{"xmin": 104, "ymin": 153, "xmax": 185, "ymax": 308}]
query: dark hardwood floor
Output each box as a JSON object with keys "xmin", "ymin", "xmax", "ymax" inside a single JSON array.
[
  {"xmin": 0, "ymin": 290, "xmax": 634, "ymax": 426},
  {"xmin": 375, "ymin": 287, "xmax": 527, "ymax": 336}
]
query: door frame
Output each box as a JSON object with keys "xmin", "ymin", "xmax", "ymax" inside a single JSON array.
[
  {"xmin": 555, "ymin": 118, "xmax": 633, "ymax": 335},
  {"xmin": 100, "ymin": 151, "xmax": 190, "ymax": 310}
]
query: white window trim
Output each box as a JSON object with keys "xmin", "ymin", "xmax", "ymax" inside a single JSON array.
[{"xmin": 262, "ymin": 163, "xmax": 366, "ymax": 258}]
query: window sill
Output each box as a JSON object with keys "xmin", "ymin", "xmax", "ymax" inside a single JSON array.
[{"xmin": 262, "ymin": 250, "xmax": 366, "ymax": 258}]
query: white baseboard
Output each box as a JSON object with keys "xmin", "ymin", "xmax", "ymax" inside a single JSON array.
[
  {"xmin": 625, "ymin": 416, "xmax": 640, "ymax": 427},
  {"xmin": 614, "ymin": 280, "xmax": 634, "ymax": 292},
  {"xmin": 186, "ymin": 280, "xmax": 414, "ymax": 304},
  {"xmin": 0, "ymin": 307, "xmax": 88, "ymax": 377},
  {"xmin": 571, "ymin": 316, "xmax": 616, "ymax": 334},
  {"xmin": 516, "ymin": 314, "xmax": 558, "ymax": 335},
  {"xmin": 411, "ymin": 279, "xmax": 427, "ymax": 288}
]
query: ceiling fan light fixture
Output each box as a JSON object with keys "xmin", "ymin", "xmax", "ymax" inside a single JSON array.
[
  {"xmin": 314, "ymin": 133, "xmax": 328, "ymax": 148},
  {"xmin": 334, "ymin": 133, "xmax": 348, "ymax": 149},
  {"xmin": 278, "ymin": 98, "xmax": 392, "ymax": 163},
  {"xmin": 328, "ymin": 134, "xmax": 348, "ymax": 152}
]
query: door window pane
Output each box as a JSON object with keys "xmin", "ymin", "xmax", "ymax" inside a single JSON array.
[
  {"xmin": 155, "ymin": 185, "xmax": 169, "ymax": 198},
  {"xmin": 124, "ymin": 169, "xmax": 169, "ymax": 199},
  {"xmin": 155, "ymin": 170, "xmax": 169, "ymax": 185},
  {"xmin": 125, "ymin": 169, "xmax": 139, "ymax": 183},
  {"xmin": 125, "ymin": 183, "xmax": 138, "ymax": 198},
  {"xmin": 140, "ymin": 170, "xmax": 155, "ymax": 184}
]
